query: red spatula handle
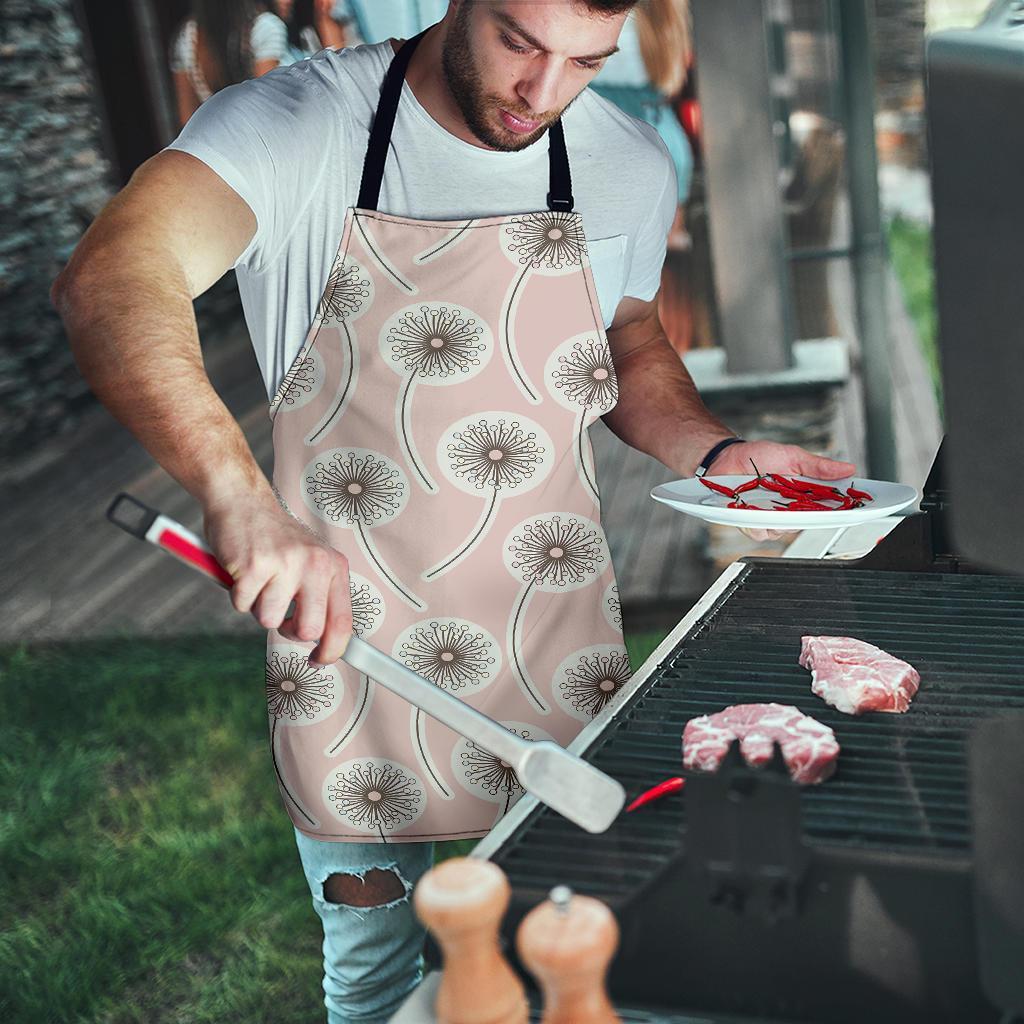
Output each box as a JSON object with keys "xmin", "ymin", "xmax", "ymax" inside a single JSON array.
[{"xmin": 106, "ymin": 492, "xmax": 234, "ymax": 589}]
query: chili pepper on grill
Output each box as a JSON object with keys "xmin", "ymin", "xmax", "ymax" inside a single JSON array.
[
  {"xmin": 625, "ymin": 776, "xmax": 686, "ymax": 812},
  {"xmin": 699, "ymin": 477, "xmax": 738, "ymax": 498}
]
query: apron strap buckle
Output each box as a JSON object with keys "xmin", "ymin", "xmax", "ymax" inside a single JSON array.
[{"xmin": 547, "ymin": 191, "xmax": 575, "ymax": 213}]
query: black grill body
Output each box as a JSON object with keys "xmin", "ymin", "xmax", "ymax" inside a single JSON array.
[{"xmin": 485, "ymin": 560, "xmax": 1024, "ymax": 1023}]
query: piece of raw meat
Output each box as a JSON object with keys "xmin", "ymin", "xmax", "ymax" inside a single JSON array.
[
  {"xmin": 799, "ymin": 636, "xmax": 920, "ymax": 716},
  {"xmin": 682, "ymin": 703, "xmax": 840, "ymax": 785}
]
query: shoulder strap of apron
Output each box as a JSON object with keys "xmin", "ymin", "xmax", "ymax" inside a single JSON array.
[{"xmin": 357, "ymin": 29, "xmax": 574, "ymax": 214}]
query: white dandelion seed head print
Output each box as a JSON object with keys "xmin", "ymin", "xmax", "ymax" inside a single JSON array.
[
  {"xmin": 378, "ymin": 302, "xmax": 493, "ymax": 385},
  {"xmin": 603, "ymin": 581, "xmax": 622, "ymax": 630},
  {"xmin": 317, "ymin": 256, "xmax": 374, "ymax": 323},
  {"xmin": 301, "ymin": 447, "xmax": 409, "ymax": 529},
  {"xmin": 552, "ymin": 644, "xmax": 632, "ymax": 723},
  {"xmin": 500, "ymin": 212, "xmax": 587, "ymax": 276},
  {"xmin": 348, "ymin": 571, "xmax": 386, "ymax": 638},
  {"xmin": 451, "ymin": 721, "xmax": 555, "ymax": 803},
  {"xmin": 544, "ymin": 332, "xmax": 619, "ymax": 416},
  {"xmin": 323, "ymin": 758, "xmax": 425, "ymax": 836},
  {"xmin": 265, "ymin": 645, "xmax": 341, "ymax": 725},
  {"xmin": 502, "ymin": 513, "xmax": 610, "ymax": 593},
  {"xmin": 275, "ymin": 346, "xmax": 324, "ymax": 413},
  {"xmin": 436, "ymin": 413, "xmax": 554, "ymax": 498},
  {"xmin": 391, "ymin": 618, "xmax": 502, "ymax": 695}
]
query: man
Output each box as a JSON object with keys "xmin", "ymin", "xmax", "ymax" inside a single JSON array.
[{"xmin": 52, "ymin": 2, "xmax": 855, "ymax": 1020}]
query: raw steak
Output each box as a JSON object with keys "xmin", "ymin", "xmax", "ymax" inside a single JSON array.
[
  {"xmin": 799, "ymin": 636, "xmax": 920, "ymax": 716},
  {"xmin": 682, "ymin": 703, "xmax": 840, "ymax": 785}
]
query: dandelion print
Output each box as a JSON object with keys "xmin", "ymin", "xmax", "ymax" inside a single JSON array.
[
  {"xmin": 379, "ymin": 303, "xmax": 493, "ymax": 492},
  {"xmin": 303, "ymin": 448, "xmax": 425, "ymax": 610},
  {"xmin": 305, "ymin": 258, "xmax": 374, "ymax": 444},
  {"xmin": 502, "ymin": 212, "xmax": 586, "ymax": 272},
  {"xmin": 502, "ymin": 514, "xmax": 610, "ymax": 712},
  {"xmin": 317, "ymin": 259, "xmax": 372, "ymax": 323},
  {"xmin": 452, "ymin": 722, "xmax": 555, "ymax": 824},
  {"xmin": 499, "ymin": 212, "xmax": 588, "ymax": 402},
  {"xmin": 266, "ymin": 650, "xmax": 337, "ymax": 723},
  {"xmin": 546, "ymin": 333, "xmax": 619, "ymax": 504},
  {"xmin": 325, "ymin": 759, "xmax": 424, "ymax": 840},
  {"xmin": 425, "ymin": 414, "xmax": 552, "ymax": 581},
  {"xmin": 603, "ymin": 581, "xmax": 622, "ymax": 630},
  {"xmin": 265, "ymin": 648, "xmax": 339, "ymax": 828},
  {"xmin": 271, "ymin": 349, "xmax": 322, "ymax": 416},
  {"xmin": 394, "ymin": 619, "xmax": 501, "ymax": 798},
  {"xmin": 553, "ymin": 645, "xmax": 632, "ymax": 722},
  {"xmin": 323, "ymin": 573, "xmax": 386, "ymax": 759}
]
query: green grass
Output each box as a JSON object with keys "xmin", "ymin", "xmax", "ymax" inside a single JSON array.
[
  {"xmin": 0, "ymin": 629, "xmax": 666, "ymax": 1022},
  {"xmin": 886, "ymin": 215, "xmax": 942, "ymax": 413}
]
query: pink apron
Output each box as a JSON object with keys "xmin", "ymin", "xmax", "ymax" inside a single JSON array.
[{"xmin": 265, "ymin": 30, "xmax": 631, "ymax": 842}]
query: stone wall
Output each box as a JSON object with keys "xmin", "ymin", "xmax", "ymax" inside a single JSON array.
[{"xmin": 0, "ymin": 0, "xmax": 116, "ymax": 463}]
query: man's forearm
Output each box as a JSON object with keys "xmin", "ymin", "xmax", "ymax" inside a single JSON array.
[
  {"xmin": 601, "ymin": 332, "xmax": 734, "ymax": 477},
  {"xmin": 53, "ymin": 259, "xmax": 271, "ymax": 511}
]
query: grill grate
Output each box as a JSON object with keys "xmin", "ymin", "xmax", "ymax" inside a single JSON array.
[{"xmin": 492, "ymin": 563, "xmax": 1024, "ymax": 899}]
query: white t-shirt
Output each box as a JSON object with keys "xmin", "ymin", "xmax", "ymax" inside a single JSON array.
[{"xmin": 166, "ymin": 40, "xmax": 677, "ymax": 402}]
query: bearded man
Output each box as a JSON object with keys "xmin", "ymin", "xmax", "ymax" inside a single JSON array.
[{"xmin": 51, "ymin": 3, "xmax": 854, "ymax": 1020}]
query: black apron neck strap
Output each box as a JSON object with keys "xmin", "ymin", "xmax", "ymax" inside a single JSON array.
[
  {"xmin": 357, "ymin": 30, "xmax": 575, "ymax": 214},
  {"xmin": 357, "ymin": 29, "xmax": 428, "ymax": 212}
]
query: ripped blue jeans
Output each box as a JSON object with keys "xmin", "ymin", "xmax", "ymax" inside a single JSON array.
[{"xmin": 293, "ymin": 826, "xmax": 436, "ymax": 1024}]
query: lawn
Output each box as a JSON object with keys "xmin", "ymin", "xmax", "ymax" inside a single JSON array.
[{"xmin": 0, "ymin": 629, "xmax": 667, "ymax": 1023}]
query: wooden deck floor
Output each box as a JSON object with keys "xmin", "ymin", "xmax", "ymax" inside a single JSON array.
[{"xmin": 1, "ymin": 241, "xmax": 940, "ymax": 644}]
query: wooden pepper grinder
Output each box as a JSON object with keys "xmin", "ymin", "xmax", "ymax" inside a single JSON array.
[
  {"xmin": 516, "ymin": 885, "xmax": 621, "ymax": 1024},
  {"xmin": 413, "ymin": 857, "xmax": 528, "ymax": 1024}
]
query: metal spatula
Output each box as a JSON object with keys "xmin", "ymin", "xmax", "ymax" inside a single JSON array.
[{"xmin": 106, "ymin": 493, "xmax": 626, "ymax": 834}]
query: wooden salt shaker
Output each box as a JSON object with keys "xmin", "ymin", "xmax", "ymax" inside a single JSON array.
[
  {"xmin": 413, "ymin": 857, "xmax": 528, "ymax": 1024},
  {"xmin": 516, "ymin": 885, "xmax": 621, "ymax": 1024}
]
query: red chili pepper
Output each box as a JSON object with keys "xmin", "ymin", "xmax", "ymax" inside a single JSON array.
[
  {"xmin": 626, "ymin": 776, "xmax": 686, "ymax": 812},
  {"xmin": 847, "ymin": 485, "xmax": 873, "ymax": 502},
  {"xmin": 699, "ymin": 477, "xmax": 737, "ymax": 498},
  {"xmin": 735, "ymin": 478, "xmax": 761, "ymax": 494},
  {"xmin": 780, "ymin": 498, "xmax": 833, "ymax": 511},
  {"xmin": 775, "ymin": 474, "xmax": 844, "ymax": 498}
]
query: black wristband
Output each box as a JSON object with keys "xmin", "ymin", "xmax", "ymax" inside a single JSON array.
[{"xmin": 695, "ymin": 437, "xmax": 745, "ymax": 478}]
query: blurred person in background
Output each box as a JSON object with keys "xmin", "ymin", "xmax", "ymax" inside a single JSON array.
[
  {"xmin": 275, "ymin": 0, "xmax": 352, "ymax": 63},
  {"xmin": 170, "ymin": 0, "xmax": 290, "ymax": 128},
  {"xmin": 592, "ymin": 0, "xmax": 693, "ymax": 224}
]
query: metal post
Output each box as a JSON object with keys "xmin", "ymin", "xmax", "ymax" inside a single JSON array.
[
  {"xmin": 690, "ymin": 0, "xmax": 795, "ymax": 374},
  {"xmin": 836, "ymin": 0, "xmax": 898, "ymax": 479}
]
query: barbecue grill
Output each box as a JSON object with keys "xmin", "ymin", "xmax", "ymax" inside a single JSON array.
[{"xmin": 471, "ymin": 447, "xmax": 1024, "ymax": 1022}]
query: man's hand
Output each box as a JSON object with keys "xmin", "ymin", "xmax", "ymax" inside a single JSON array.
[
  {"xmin": 203, "ymin": 491, "xmax": 354, "ymax": 665},
  {"xmin": 709, "ymin": 440, "xmax": 857, "ymax": 543}
]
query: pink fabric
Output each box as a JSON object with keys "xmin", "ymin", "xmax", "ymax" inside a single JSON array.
[{"xmin": 265, "ymin": 208, "xmax": 630, "ymax": 842}]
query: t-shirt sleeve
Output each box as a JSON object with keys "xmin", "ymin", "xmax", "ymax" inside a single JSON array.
[
  {"xmin": 163, "ymin": 63, "xmax": 337, "ymax": 273},
  {"xmin": 251, "ymin": 11, "xmax": 289, "ymax": 62},
  {"xmin": 623, "ymin": 135, "xmax": 678, "ymax": 302}
]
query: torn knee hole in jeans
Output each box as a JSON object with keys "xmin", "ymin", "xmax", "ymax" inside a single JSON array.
[{"xmin": 320, "ymin": 866, "xmax": 412, "ymax": 914}]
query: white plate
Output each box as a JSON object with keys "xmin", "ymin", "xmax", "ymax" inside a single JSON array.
[{"xmin": 650, "ymin": 476, "xmax": 920, "ymax": 530}]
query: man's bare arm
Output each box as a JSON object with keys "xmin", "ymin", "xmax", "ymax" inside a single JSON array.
[
  {"xmin": 51, "ymin": 150, "xmax": 354, "ymax": 662},
  {"xmin": 603, "ymin": 294, "xmax": 734, "ymax": 476}
]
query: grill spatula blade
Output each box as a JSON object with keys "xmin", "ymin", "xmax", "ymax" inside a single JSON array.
[{"xmin": 107, "ymin": 492, "xmax": 626, "ymax": 834}]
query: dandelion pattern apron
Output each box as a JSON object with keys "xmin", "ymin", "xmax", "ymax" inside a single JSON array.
[{"xmin": 264, "ymin": 30, "xmax": 631, "ymax": 842}]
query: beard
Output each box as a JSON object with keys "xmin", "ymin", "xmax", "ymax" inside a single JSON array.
[{"xmin": 441, "ymin": 5, "xmax": 564, "ymax": 151}]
